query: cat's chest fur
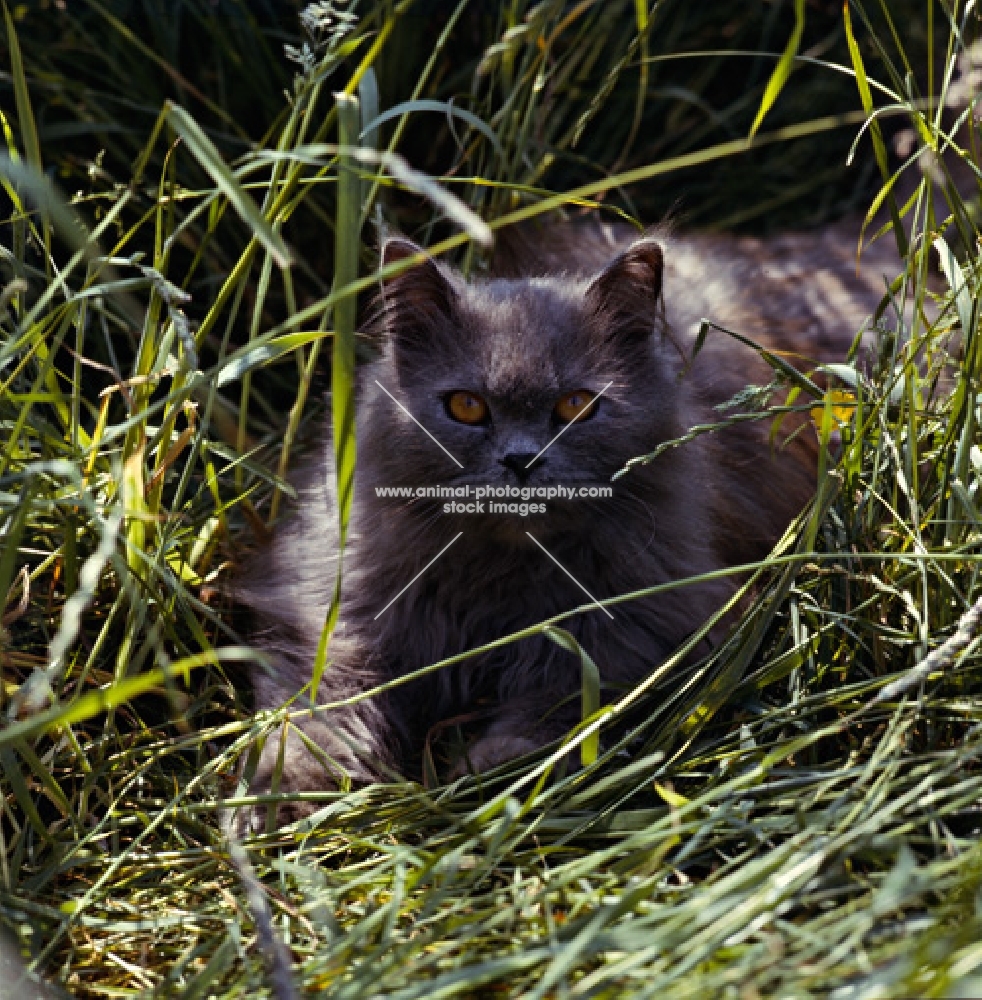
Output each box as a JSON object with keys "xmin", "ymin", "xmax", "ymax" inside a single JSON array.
[{"xmin": 345, "ymin": 510, "xmax": 730, "ymax": 683}]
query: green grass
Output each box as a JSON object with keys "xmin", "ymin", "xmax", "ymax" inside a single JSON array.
[{"xmin": 2, "ymin": 0, "xmax": 982, "ymax": 996}]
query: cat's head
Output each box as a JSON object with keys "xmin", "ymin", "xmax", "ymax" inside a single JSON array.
[{"xmin": 361, "ymin": 234, "xmax": 686, "ymax": 536}]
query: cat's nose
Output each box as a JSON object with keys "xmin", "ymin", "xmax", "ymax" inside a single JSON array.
[{"xmin": 500, "ymin": 452, "xmax": 545, "ymax": 480}]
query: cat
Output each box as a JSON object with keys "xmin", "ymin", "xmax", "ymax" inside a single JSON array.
[{"xmin": 233, "ymin": 217, "xmax": 897, "ymax": 831}]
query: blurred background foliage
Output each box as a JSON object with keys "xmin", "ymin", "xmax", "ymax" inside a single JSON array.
[
  {"xmin": 3, "ymin": 0, "xmax": 934, "ymax": 430},
  {"xmin": 10, "ymin": 0, "xmax": 928, "ymax": 274}
]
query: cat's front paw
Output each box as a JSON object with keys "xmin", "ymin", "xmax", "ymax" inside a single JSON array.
[
  {"xmin": 447, "ymin": 734, "xmax": 541, "ymax": 780},
  {"xmin": 227, "ymin": 727, "xmax": 343, "ymax": 836},
  {"xmin": 228, "ymin": 792, "xmax": 322, "ymax": 839}
]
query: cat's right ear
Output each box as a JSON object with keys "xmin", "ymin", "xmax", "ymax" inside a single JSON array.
[
  {"xmin": 585, "ymin": 238, "xmax": 665, "ymax": 341},
  {"xmin": 378, "ymin": 238, "xmax": 457, "ymax": 348}
]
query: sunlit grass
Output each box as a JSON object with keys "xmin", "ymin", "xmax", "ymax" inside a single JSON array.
[{"xmin": 2, "ymin": 1, "xmax": 982, "ymax": 997}]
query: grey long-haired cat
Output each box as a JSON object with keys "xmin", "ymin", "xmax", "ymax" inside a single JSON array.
[{"xmin": 235, "ymin": 218, "xmax": 895, "ymax": 830}]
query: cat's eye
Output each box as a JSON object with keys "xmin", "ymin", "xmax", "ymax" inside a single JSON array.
[
  {"xmin": 553, "ymin": 389, "xmax": 599, "ymax": 424},
  {"xmin": 445, "ymin": 390, "xmax": 490, "ymax": 425}
]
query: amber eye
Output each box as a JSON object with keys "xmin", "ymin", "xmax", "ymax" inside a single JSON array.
[
  {"xmin": 445, "ymin": 390, "xmax": 490, "ymax": 425},
  {"xmin": 553, "ymin": 389, "xmax": 598, "ymax": 424}
]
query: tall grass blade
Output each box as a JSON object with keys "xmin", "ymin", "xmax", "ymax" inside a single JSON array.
[
  {"xmin": 362, "ymin": 99, "xmax": 505, "ymax": 159},
  {"xmin": 165, "ymin": 102, "xmax": 292, "ymax": 269},
  {"xmin": 311, "ymin": 92, "xmax": 361, "ymax": 697},
  {"xmin": 0, "ymin": 155, "xmax": 89, "ymax": 255},
  {"xmin": 844, "ymin": 0, "xmax": 909, "ymax": 256},
  {"xmin": 2, "ymin": 1, "xmax": 41, "ymax": 171},
  {"xmin": 750, "ymin": 0, "xmax": 806, "ymax": 136},
  {"xmin": 544, "ymin": 626, "xmax": 603, "ymax": 766}
]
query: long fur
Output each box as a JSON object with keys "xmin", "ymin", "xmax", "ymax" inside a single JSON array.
[{"xmin": 235, "ymin": 218, "xmax": 898, "ymax": 828}]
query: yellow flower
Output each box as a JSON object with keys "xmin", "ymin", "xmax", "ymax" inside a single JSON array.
[{"xmin": 811, "ymin": 389, "xmax": 857, "ymax": 435}]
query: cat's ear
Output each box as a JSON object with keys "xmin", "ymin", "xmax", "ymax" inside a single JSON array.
[
  {"xmin": 379, "ymin": 238, "xmax": 457, "ymax": 348},
  {"xmin": 585, "ymin": 238, "xmax": 664, "ymax": 339}
]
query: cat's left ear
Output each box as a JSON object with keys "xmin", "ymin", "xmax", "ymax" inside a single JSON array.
[
  {"xmin": 378, "ymin": 237, "xmax": 458, "ymax": 349},
  {"xmin": 585, "ymin": 239, "xmax": 664, "ymax": 339}
]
